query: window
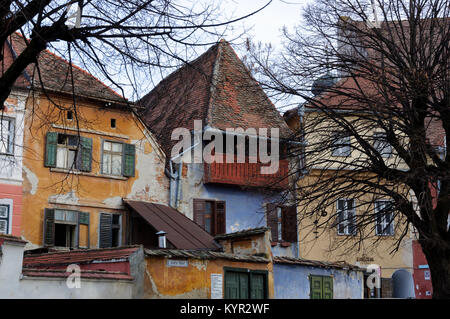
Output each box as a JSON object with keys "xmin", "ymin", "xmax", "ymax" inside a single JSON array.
[
  {"xmin": 310, "ymin": 275, "xmax": 333, "ymax": 299},
  {"xmin": 332, "ymin": 132, "xmax": 351, "ymax": 156},
  {"xmin": 0, "ymin": 205, "xmax": 10, "ymax": 234},
  {"xmin": 224, "ymin": 268, "xmax": 268, "ymax": 299},
  {"xmin": 43, "ymin": 209, "xmax": 90, "ymax": 248},
  {"xmin": 424, "ymin": 270, "xmax": 431, "ymax": 280},
  {"xmin": 67, "ymin": 111, "xmax": 73, "ymax": 120},
  {"xmin": 111, "ymin": 119, "xmax": 116, "ymax": 128},
  {"xmin": 101, "ymin": 141, "xmax": 136, "ymax": 177},
  {"xmin": 56, "ymin": 134, "xmax": 78, "ymax": 169},
  {"xmin": 375, "ymin": 201, "xmax": 394, "ymax": 236},
  {"xmin": 193, "ymin": 199, "xmax": 226, "ymax": 236},
  {"xmin": 99, "ymin": 213, "xmax": 122, "ymax": 248},
  {"xmin": 0, "ymin": 118, "xmax": 14, "ymax": 155},
  {"xmin": 266, "ymin": 204, "xmax": 297, "ymax": 243},
  {"xmin": 336, "ymin": 199, "xmax": 356, "ymax": 235},
  {"xmin": 373, "ymin": 132, "xmax": 392, "ymax": 158},
  {"xmin": 45, "ymin": 132, "xmax": 92, "ymax": 172}
]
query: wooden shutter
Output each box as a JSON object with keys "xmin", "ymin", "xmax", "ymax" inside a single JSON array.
[
  {"xmin": 225, "ymin": 271, "xmax": 240, "ymax": 299},
  {"xmin": 250, "ymin": 273, "xmax": 266, "ymax": 299},
  {"xmin": 282, "ymin": 206, "xmax": 297, "ymax": 242},
  {"xmin": 123, "ymin": 143, "xmax": 136, "ymax": 177},
  {"xmin": 239, "ymin": 272, "xmax": 249, "ymax": 299},
  {"xmin": 310, "ymin": 275, "xmax": 323, "ymax": 299},
  {"xmin": 78, "ymin": 137, "xmax": 93, "ymax": 172},
  {"xmin": 322, "ymin": 276, "xmax": 334, "ymax": 299},
  {"xmin": 214, "ymin": 201, "xmax": 226, "ymax": 235},
  {"xmin": 43, "ymin": 208, "xmax": 55, "ymax": 247},
  {"xmin": 99, "ymin": 213, "xmax": 112, "ymax": 248},
  {"xmin": 44, "ymin": 132, "xmax": 58, "ymax": 168},
  {"xmin": 266, "ymin": 203, "xmax": 278, "ymax": 242},
  {"xmin": 193, "ymin": 199, "xmax": 206, "ymax": 229}
]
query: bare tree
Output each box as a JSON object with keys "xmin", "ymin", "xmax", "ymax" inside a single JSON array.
[
  {"xmin": 0, "ymin": 0, "xmax": 272, "ymax": 106},
  {"xmin": 246, "ymin": 0, "xmax": 450, "ymax": 298}
]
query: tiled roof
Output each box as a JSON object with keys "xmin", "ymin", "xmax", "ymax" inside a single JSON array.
[
  {"xmin": 22, "ymin": 246, "xmax": 140, "ymax": 267},
  {"xmin": 0, "ymin": 234, "xmax": 28, "ymax": 245},
  {"xmin": 22, "ymin": 268, "xmax": 134, "ymax": 281},
  {"xmin": 273, "ymin": 256, "xmax": 362, "ymax": 271},
  {"xmin": 144, "ymin": 249, "xmax": 269, "ymax": 263},
  {"xmin": 124, "ymin": 200, "xmax": 221, "ymax": 250},
  {"xmin": 5, "ymin": 33, "xmax": 126, "ymax": 104},
  {"xmin": 214, "ymin": 227, "xmax": 270, "ymax": 241},
  {"xmin": 138, "ymin": 40, "xmax": 292, "ymax": 158}
]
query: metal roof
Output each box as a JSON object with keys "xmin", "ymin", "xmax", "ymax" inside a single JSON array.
[{"xmin": 124, "ymin": 200, "xmax": 222, "ymax": 250}]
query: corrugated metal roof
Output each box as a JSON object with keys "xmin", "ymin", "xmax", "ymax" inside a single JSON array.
[
  {"xmin": 214, "ymin": 227, "xmax": 270, "ymax": 241},
  {"xmin": 22, "ymin": 246, "xmax": 140, "ymax": 267},
  {"xmin": 125, "ymin": 200, "xmax": 221, "ymax": 250},
  {"xmin": 273, "ymin": 256, "xmax": 362, "ymax": 271},
  {"xmin": 144, "ymin": 249, "xmax": 269, "ymax": 263}
]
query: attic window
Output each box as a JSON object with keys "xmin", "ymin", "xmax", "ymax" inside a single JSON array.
[
  {"xmin": 111, "ymin": 119, "xmax": 116, "ymax": 128},
  {"xmin": 67, "ymin": 111, "xmax": 73, "ymax": 120}
]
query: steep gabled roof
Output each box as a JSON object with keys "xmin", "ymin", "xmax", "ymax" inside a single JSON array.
[
  {"xmin": 138, "ymin": 40, "xmax": 292, "ymax": 158},
  {"xmin": 4, "ymin": 33, "xmax": 126, "ymax": 104}
]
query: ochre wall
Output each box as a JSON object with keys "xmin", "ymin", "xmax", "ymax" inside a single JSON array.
[
  {"xmin": 21, "ymin": 93, "xmax": 169, "ymax": 248},
  {"xmin": 144, "ymin": 256, "xmax": 274, "ymax": 299}
]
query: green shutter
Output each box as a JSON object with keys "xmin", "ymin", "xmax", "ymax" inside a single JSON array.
[
  {"xmin": 122, "ymin": 143, "xmax": 135, "ymax": 177},
  {"xmin": 225, "ymin": 272, "xmax": 240, "ymax": 299},
  {"xmin": 79, "ymin": 137, "xmax": 93, "ymax": 172},
  {"xmin": 79, "ymin": 212, "xmax": 90, "ymax": 225},
  {"xmin": 45, "ymin": 132, "xmax": 58, "ymax": 168},
  {"xmin": 310, "ymin": 275, "xmax": 323, "ymax": 299},
  {"xmin": 322, "ymin": 276, "xmax": 334, "ymax": 299},
  {"xmin": 99, "ymin": 213, "xmax": 112, "ymax": 248},
  {"xmin": 239, "ymin": 273, "xmax": 249, "ymax": 299},
  {"xmin": 250, "ymin": 273, "xmax": 265, "ymax": 299},
  {"xmin": 43, "ymin": 209, "xmax": 55, "ymax": 247}
]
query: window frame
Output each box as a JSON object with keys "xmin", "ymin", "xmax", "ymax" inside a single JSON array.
[
  {"xmin": 101, "ymin": 139, "xmax": 124, "ymax": 176},
  {"xmin": 374, "ymin": 200, "xmax": 395, "ymax": 236},
  {"xmin": 0, "ymin": 117, "xmax": 15, "ymax": 155},
  {"xmin": 373, "ymin": 132, "xmax": 392, "ymax": 158},
  {"xmin": 56, "ymin": 134, "xmax": 79, "ymax": 170},
  {"xmin": 98, "ymin": 212, "xmax": 122, "ymax": 248},
  {"xmin": 224, "ymin": 267, "xmax": 268, "ymax": 299},
  {"xmin": 336, "ymin": 199, "xmax": 357, "ymax": 236},
  {"xmin": 193, "ymin": 199, "xmax": 226, "ymax": 236},
  {"xmin": 332, "ymin": 132, "xmax": 351, "ymax": 157},
  {"xmin": 0, "ymin": 203, "xmax": 11, "ymax": 235}
]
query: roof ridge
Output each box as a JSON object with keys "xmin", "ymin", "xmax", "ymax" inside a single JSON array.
[
  {"xmin": 23, "ymin": 245, "xmax": 141, "ymax": 258},
  {"xmin": 205, "ymin": 40, "xmax": 225, "ymax": 127}
]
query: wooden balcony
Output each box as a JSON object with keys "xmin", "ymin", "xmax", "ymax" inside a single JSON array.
[{"xmin": 203, "ymin": 154, "xmax": 289, "ymax": 190}]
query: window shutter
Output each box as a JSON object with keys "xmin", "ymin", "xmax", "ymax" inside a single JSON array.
[
  {"xmin": 250, "ymin": 273, "xmax": 266, "ymax": 299},
  {"xmin": 99, "ymin": 213, "xmax": 112, "ymax": 248},
  {"xmin": 225, "ymin": 272, "xmax": 239, "ymax": 299},
  {"xmin": 266, "ymin": 203, "xmax": 278, "ymax": 242},
  {"xmin": 282, "ymin": 206, "xmax": 298, "ymax": 242},
  {"xmin": 322, "ymin": 277, "xmax": 334, "ymax": 299},
  {"xmin": 78, "ymin": 137, "xmax": 93, "ymax": 172},
  {"xmin": 239, "ymin": 272, "xmax": 249, "ymax": 299},
  {"xmin": 43, "ymin": 208, "xmax": 55, "ymax": 247},
  {"xmin": 310, "ymin": 275, "xmax": 323, "ymax": 299},
  {"xmin": 44, "ymin": 132, "xmax": 58, "ymax": 167},
  {"xmin": 123, "ymin": 143, "xmax": 136, "ymax": 177},
  {"xmin": 193, "ymin": 199, "xmax": 206, "ymax": 229},
  {"xmin": 215, "ymin": 201, "xmax": 226, "ymax": 235}
]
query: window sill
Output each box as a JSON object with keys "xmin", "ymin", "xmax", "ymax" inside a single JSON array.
[
  {"xmin": 50, "ymin": 168, "xmax": 128, "ymax": 181},
  {"xmin": 271, "ymin": 241, "xmax": 293, "ymax": 247}
]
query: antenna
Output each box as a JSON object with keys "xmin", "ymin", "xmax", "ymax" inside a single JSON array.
[{"xmin": 371, "ymin": 0, "xmax": 380, "ymax": 28}]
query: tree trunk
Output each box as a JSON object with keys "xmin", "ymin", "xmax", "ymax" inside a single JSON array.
[{"xmin": 422, "ymin": 244, "xmax": 450, "ymax": 299}]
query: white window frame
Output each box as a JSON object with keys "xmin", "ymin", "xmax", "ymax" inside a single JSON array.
[
  {"xmin": 336, "ymin": 199, "xmax": 356, "ymax": 235},
  {"xmin": 0, "ymin": 200, "xmax": 12, "ymax": 235},
  {"xmin": 373, "ymin": 132, "xmax": 392, "ymax": 158},
  {"xmin": 56, "ymin": 134, "xmax": 78, "ymax": 170},
  {"xmin": 0, "ymin": 117, "xmax": 15, "ymax": 155},
  {"xmin": 101, "ymin": 140, "xmax": 123, "ymax": 176},
  {"xmin": 332, "ymin": 132, "xmax": 351, "ymax": 157},
  {"xmin": 374, "ymin": 200, "xmax": 395, "ymax": 236}
]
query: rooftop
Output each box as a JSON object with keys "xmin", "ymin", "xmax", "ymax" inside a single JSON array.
[{"xmin": 145, "ymin": 249, "xmax": 269, "ymax": 263}]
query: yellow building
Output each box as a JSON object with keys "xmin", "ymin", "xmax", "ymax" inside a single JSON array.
[{"xmin": 284, "ymin": 99, "xmax": 415, "ymax": 298}]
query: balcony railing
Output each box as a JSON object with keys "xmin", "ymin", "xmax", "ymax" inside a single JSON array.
[{"xmin": 203, "ymin": 154, "xmax": 289, "ymax": 190}]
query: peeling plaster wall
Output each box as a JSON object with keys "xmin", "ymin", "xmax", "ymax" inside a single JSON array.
[
  {"xmin": 273, "ymin": 263, "xmax": 364, "ymax": 299},
  {"xmin": 21, "ymin": 94, "xmax": 170, "ymax": 247},
  {"xmin": 143, "ymin": 256, "xmax": 274, "ymax": 299}
]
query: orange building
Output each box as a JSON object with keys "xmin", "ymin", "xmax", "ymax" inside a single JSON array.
[{"xmin": 4, "ymin": 33, "xmax": 170, "ymax": 250}]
